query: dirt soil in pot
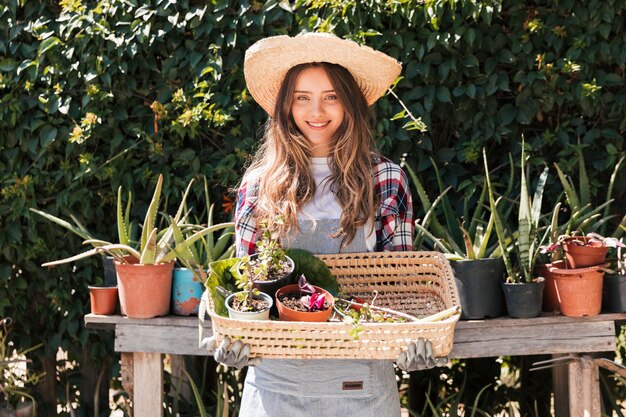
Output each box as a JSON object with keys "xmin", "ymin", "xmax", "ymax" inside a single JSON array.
[
  {"xmin": 246, "ymin": 257, "xmax": 292, "ymax": 281},
  {"xmin": 278, "ymin": 291, "xmax": 331, "ymax": 312},
  {"xmin": 230, "ymin": 297, "xmax": 271, "ymax": 312}
]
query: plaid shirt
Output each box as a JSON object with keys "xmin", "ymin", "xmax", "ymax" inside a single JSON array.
[{"xmin": 234, "ymin": 155, "xmax": 414, "ymax": 256}]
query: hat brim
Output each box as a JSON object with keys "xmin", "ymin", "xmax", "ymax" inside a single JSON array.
[{"xmin": 244, "ymin": 33, "xmax": 402, "ymax": 116}]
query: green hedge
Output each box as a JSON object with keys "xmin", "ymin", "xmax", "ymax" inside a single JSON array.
[{"xmin": 1, "ymin": 0, "xmax": 625, "ymax": 414}]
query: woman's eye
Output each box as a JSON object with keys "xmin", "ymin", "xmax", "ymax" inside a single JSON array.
[
  {"xmin": 296, "ymin": 95, "xmax": 309, "ymax": 101},
  {"xmin": 326, "ymin": 95, "xmax": 338, "ymax": 100}
]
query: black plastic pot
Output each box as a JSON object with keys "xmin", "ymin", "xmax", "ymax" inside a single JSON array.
[
  {"xmin": 602, "ymin": 274, "xmax": 626, "ymax": 313},
  {"xmin": 102, "ymin": 256, "xmax": 117, "ymax": 287},
  {"xmin": 240, "ymin": 255, "xmax": 295, "ymax": 316},
  {"xmin": 502, "ymin": 278, "xmax": 545, "ymax": 319},
  {"xmin": 452, "ymin": 258, "xmax": 505, "ymax": 320}
]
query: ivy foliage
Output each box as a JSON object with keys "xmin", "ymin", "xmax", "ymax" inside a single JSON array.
[{"xmin": 1, "ymin": 0, "xmax": 625, "ymax": 413}]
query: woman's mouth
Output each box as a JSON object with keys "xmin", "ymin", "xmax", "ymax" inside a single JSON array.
[{"xmin": 307, "ymin": 121, "xmax": 331, "ymax": 128}]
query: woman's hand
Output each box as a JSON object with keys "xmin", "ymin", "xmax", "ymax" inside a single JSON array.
[
  {"xmin": 396, "ymin": 338, "xmax": 448, "ymax": 371},
  {"xmin": 201, "ymin": 336, "xmax": 261, "ymax": 369}
]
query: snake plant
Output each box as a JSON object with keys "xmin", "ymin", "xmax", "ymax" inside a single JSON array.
[{"xmin": 483, "ymin": 139, "xmax": 550, "ymax": 283}]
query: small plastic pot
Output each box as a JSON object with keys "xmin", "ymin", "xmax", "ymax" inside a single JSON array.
[
  {"xmin": 225, "ymin": 291, "xmax": 272, "ymax": 321},
  {"xmin": 275, "ymin": 284, "xmax": 334, "ymax": 322},
  {"xmin": 563, "ymin": 236, "xmax": 608, "ymax": 269},
  {"xmin": 550, "ymin": 263, "xmax": 605, "ymax": 317},
  {"xmin": 502, "ymin": 278, "xmax": 545, "ymax": 319},
  {"xmin": 172, "ymin": 267, "xmax": 204, "ymax": 316},
  {"xmin": 89, "ymin": 286, "xmax": 118, "ymax": 315}
]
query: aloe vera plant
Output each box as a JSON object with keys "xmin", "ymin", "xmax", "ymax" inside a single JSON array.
[
  {"xmin": 40, "ymin": 175, "xmax": 226, "ymax": 267},
  {"xmin": 554, "ymin": 153, "xmax": 625, "ymax": 239},
  {"xmin": 483, "ymin": 139, "xmax": 550, "ymax": 283}
]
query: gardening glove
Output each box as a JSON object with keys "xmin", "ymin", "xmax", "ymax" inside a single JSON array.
[
  {"xmin": 201, "ymin": 336, "xmax": 261, "ymax": 369},
  {"xmin": 396, "ymin": 338, "xmax": 448, "ymax": 372}
]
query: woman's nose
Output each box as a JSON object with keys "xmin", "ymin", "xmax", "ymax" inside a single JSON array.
[{"xmin": 309, "ymin": 97, "xmax": 324, "ymax": 116}]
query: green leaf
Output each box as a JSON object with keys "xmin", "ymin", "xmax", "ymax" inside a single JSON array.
[
  {"xmin": 0, "ymin": 58, "xmax": 18, "ymax": 72},
  {"xmin": 141, "ymin": 174, "xmax": 163, "ymax": 254},
  {"xmin": 436, "ymin": 86, "xmax": 451, "ymax": 103},
  {"xmin": 38, "ymin": 36, "xmax": 62, "ymax": 55},
  {"xmin": 286, "ymin": 249, "xmax": 338, "ymax": 296},
  {"xmin": 39, "ymin": 125, "xmax": 57, "ymax": 147}
]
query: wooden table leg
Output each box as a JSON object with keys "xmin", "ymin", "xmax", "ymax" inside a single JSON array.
[
  {"xmin": 568, "ymin": 355, "xmax": 600, "ymax": 417},
  {"xmin": 133, "ymin": 352, "xmax": 163, "ymax": 417}
]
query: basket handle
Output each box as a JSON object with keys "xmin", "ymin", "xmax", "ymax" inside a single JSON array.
[
  {"xmin": 198, "ymin": 290, "xmax": 212, "ymax": 350},
  {"xmin": 414, "ymin": 305, "xmax": 461, "ymax": 323}
]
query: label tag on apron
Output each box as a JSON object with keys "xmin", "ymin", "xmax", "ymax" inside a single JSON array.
[{"xmin": 342, "ymin": 381, "xmax": 364, "ymax": 391}]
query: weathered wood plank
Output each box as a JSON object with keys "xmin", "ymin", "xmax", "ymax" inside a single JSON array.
[
  {"xmin": 455, "ymin": 321, "xmax": 614, "ymax": 341},
  {"xmin": 451, "ymin": 337, "xmax": 615, "ymax": 358},
  {"xmin": 455, "ymin": 313, "xmax": 626, "ymax": 328},
  {"xmin": 451, "ymin": 320, "xmax": 616, "ymax": 358},
  {"xmin": 86, "ymin": 314, "xmax": 201, "ymax": 328},
  {"xmin": 116, "ymin": 324, "xmax": 213, "ymax": 356},
  {"xmin": 112, "ymin": 319, "xmax": 615, "ymax": 358},
  {"xmin": 133, "ymin": 352, "xmax": 163, "ymax": 417},
  {"xmin": 86, "ymin": 312, "xmax": 626, "ymax": 329}
]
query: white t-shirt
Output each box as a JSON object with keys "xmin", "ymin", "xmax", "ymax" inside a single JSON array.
[{"xmin": 299, "ymin": 157, "xmax": 376, "ymax": 251}]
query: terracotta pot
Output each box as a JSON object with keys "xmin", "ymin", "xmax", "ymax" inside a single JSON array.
[
  {"xmin": 115, "ymin": 258, "xmax": 174, "ymax": 319},
  {"xmin": 172, "ymin": 267, "xmax": 204, "ymax": 316},
  {"xmin": 550, "ymin": 263, "xmax": 605, "ymax": 317},
  {"xmin": 536, "ymin": 261, "xmax": 567, "ymax": 312},
  {"xmin": 275, "ymin": 284, "xmax": 334, "ymax": 322},
  {"xmin": 88, "ymin": 286, "xmax": 118, "ymax": 315},
  {"xmin": 563, "ymin": 236, "xmax": 608, "ymax": 269},
  {"xmin": 225, "ymin": 291, "xmax": 272, "ymax": 321}
]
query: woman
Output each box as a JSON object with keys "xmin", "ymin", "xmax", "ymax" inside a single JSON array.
[{"xmin": 205, "ymin": 32, "xmax": 446, "ymax": 417}]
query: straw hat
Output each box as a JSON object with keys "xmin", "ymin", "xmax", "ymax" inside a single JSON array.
[{"xmin": 244, "ymin": 32, "xmax": 402, "ymax": 116}]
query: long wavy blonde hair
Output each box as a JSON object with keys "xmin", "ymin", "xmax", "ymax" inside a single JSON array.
[{"xmin": 245, "ymin": 62, "xmax": 377, "ymax": 248}]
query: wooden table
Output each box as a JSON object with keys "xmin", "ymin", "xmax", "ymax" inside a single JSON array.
[{"xmin": 85, "ymin": 313, "xmax": 626, "ymax": 417}]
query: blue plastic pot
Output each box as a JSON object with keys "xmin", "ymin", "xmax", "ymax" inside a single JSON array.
[{"xmin": 172, "ymin": 268, "xmax": 204, "ymax": 316}]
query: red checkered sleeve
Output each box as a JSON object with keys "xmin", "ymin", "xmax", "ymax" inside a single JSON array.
[
  {"xmin": 373, "ymin": 156, "xmax": 414, "ymax": 251},
  {"xmin": 234, "ymin": 175, "xmax": 259, "ymax": 257}
]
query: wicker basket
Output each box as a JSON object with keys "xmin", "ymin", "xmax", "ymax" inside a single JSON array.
[{"xmin": 208, "ymin": 251, "xmax": 461, "ymax": 359}]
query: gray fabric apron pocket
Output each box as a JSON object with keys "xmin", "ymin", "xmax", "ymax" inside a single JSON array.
[{"xmin": 295, "ymin": 360, "xmax": 374, "ymax": 398}]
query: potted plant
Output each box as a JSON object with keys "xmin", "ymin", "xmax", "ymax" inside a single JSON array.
[
  {"xmin": 483, "ymin": 140, "xmax": 549, "ymax": 319},
  {"xmin": 603, "ymin": 238, "xmax": 626, "ymax": 313},
  {"xmin": 537, "ymin": 153, "xmax": 625, "ymax": 312},
  {"xmin": 404, "ymin": 160, "xmax": 505, "ymax": 320},
  {"xmin": 239, "ymin": 216, "xmax": 295, "ymax": 309},
  {"xmin": 541, "ymin": 232, "xmax": 624, "ymax": 317},
  {"xmin": 41, "ymin": 175, "xmax": 225, "ymax": 319},
  {"xmin": 172, "ymin": 177, "xmax": 235, "ymax": 316},
  {"xmin": 545, "ymin": 232, "xmax": 624, "ymax": 269},
  {"xmin": 88, "ymin": 285, "xmax": 118, "ymax": 315},
  {"xmin": 275, "ymin": 275, "xmax": 334, "ymax": 322},
  {"xmin": 225, "ymin": 257, "xmax": 273, "ymax": 321}
]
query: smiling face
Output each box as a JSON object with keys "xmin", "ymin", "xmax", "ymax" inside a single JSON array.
[{"xmin": 290, "ymin": 66, "xmax": 345, "ymax": 157}]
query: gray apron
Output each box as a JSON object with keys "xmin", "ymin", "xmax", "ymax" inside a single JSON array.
[{"xmin": 239, "ymin": 219, "xmax": 401, "ymax": 417}]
